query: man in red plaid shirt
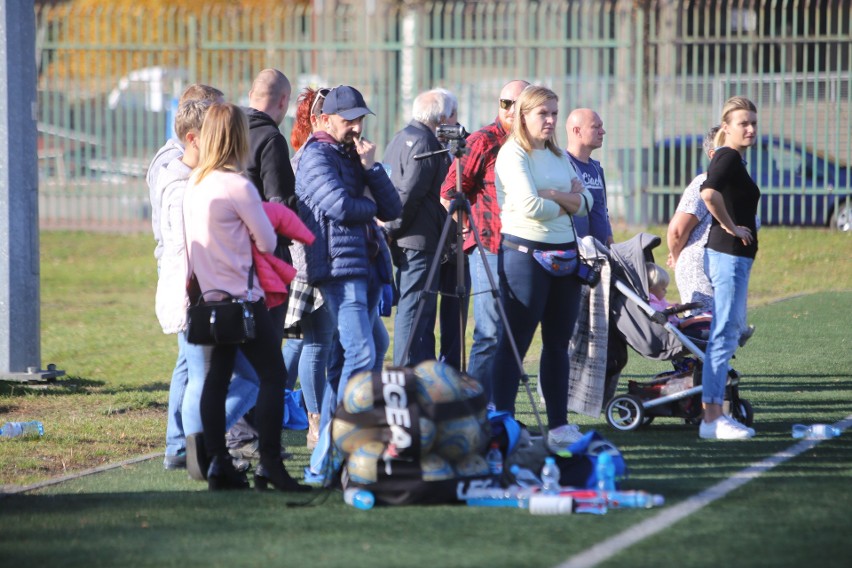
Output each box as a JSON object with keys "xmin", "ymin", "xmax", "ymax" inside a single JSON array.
[{"xmin": 440, "ymin": 79, "xmax": 529, "ymax": 402}]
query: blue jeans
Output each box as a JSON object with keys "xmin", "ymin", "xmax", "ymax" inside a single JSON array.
[
  {"xmin": 491, "ymin": 236, "xmax": 582, "ymax": 429},
  {"xmin": 703, "ymin": 249, "xmax": 753, "ymax": 405},
  {"xmin": 467, "ymin": 250, "xmax": 502, "ymax": 402},
  {"xmin": 165, "ymin": 338, "xmax": 189, "ymax": 457},
  {"xmin": 180, "ymin": 331, "xmax": 260, "ymax": 437},
  {"xmin": 373, "ymin": 309, "xmax": 390, "ymax": 372},
  {"xmin": 282, "ymin": 303, "xmax": 334, "ymax": 414},
  {"xmin": 316, "ymin": 277, "xmax": 381, "ymax": 439},
  {"xmin": 321, "ymin": 276, "xmax": 380, "ymax": 403},
  {"xmin": 283, "ymin": 339, "xmax": 302, "ymax": 391},
  {"xmin": 393, "ymin": 248, "xmax": 438, "ymax": 366}
]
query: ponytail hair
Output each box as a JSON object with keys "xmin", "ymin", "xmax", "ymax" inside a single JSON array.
[
  {"xmin": 192, "ymin": 102, "xmax": 249, "ymax": 184},
  {"xmin": 291, "ymin": 87, "xmax": 322, "ymax": 151},
  {"xmin": 714, "ymin": 96, "xmax": 757, "ymax": 148}
]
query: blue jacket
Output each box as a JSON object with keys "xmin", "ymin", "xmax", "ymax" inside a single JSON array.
[{"xmin": 295, "ymin": 136, "xmax": 402, "ymax": 285}]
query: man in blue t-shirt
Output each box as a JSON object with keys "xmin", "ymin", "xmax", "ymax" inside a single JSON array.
[{"xmin": 565, "ymin": 108, "xmax": 614, "ymax": 246}]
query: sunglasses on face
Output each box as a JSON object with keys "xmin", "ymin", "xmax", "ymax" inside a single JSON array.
[
  {"xmin": 499, "ymin": 98, "xmax": 515, "ymax": 110},
  {"xmin": 310, "ymin": 88, "xmax": 331, "ymax": 116}
]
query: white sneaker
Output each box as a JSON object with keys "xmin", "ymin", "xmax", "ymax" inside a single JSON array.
[
  {"xmin": 547, "ymin": 424, "xmax": 584, "ymax": 450},
  {"xmin": 699, "ymin": 415, "xmax": 755, "ymax": 440}
]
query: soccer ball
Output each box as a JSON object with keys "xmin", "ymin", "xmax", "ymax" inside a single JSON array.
[
  {"xmin": 453, "ymin": 453, "xmax": 490, "ymax": 477},
  {"xmin": 420, "ymin": 453, "xmax": 455, "ymax": 482},
  {"xmin": 458, "ymin": 373, "xmax": 484, "ymax": 400},
  {"xmin": 332, "ymin": 417, "xmax": 382, "ymax": 455},
  {"xmin": 414, "ymin": 360, "xmax": 464, "ymax": 406},
  {"xmin": 342, "ymin": 371, "xmax": 376, "ymax": 414},
  {"xmin": 434, "ymin": 414, "xmax": 488, "ymax": 463},
  {"xmin": 346, "ymin": 441, "xmax": 385, "ymax": 484}
]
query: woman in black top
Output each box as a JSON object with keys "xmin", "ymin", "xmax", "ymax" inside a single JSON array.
[{"xmin": 698, "ymin": 96, "xmax": 760, "ymax": 440}]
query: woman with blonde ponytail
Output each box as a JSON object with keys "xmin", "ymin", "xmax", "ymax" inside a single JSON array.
[
  {"xmin": 183, "ymin": 103, "xmax": 312, "ymax": 492},
  {"xmin": 698, "ymin": 96, "xmax": 760, "ymax": 440}
]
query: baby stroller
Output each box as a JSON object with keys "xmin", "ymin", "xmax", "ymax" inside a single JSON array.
[{"xmin": 590, "ymin": 233, "xmax": 754, "ymax": 432}]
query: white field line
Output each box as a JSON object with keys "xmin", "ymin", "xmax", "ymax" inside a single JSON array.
[
  {"xmin": 0, "ymin": 452, "xmax": 162, "ymax": 496},
  {"xmin": 557, "ymin": 416, "xmax": 852, "ymax": 568}
]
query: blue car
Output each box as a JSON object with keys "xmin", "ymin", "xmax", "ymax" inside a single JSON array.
[{"xmin": 645, "ymin": 135, "xmax": 851, "ymax": 230}]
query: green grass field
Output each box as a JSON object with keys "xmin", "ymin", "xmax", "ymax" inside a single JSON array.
[{"xmin": 1, "ymin": 228, "xmax": 851, "ymax": 567}]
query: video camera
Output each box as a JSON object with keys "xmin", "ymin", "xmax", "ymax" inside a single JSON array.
[{"xmin": 436, "ymin": 124, "xmax": 469, "ymax": 141}]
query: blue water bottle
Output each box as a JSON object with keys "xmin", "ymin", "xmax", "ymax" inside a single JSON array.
[
  {"xmin": 1, "ymin": 421, "xmax": 44, "ymax": 439},
  {"xmin": 486, "ymin": 442, "xmax": 504, "ymax": 476},
  {"xmin": 595, "ymin": 452, "xmax": 617, "ymax": 494},
  {"xmin": 344, "ymin": 488, "xmax": 375, "ymax": 510}
]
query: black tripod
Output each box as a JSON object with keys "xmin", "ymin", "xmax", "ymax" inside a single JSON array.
[{"xmin": 397, "ymin": 132, "xmax": 545, "ymax": 435}]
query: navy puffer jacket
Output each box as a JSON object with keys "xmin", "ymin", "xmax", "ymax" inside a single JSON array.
[{"xmin": 295, "ymin": 137, "xmax": 402, "ymax": 285}]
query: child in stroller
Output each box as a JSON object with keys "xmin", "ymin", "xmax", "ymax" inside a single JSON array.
[
  {"xmin": 590, "ymin": 233, "xmax": 754, "ymax": 432},
  {"xmin": 646, "ymin": 261, "xmax": 753, "ymax": 345},
  {"xmin": 646, "ymin": 261, "xmax": 712, "ymax": 339}
]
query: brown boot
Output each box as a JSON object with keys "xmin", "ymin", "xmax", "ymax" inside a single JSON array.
[{"xmin": 307, "ymin": 413, "xmax": 321, "ymax": 450}]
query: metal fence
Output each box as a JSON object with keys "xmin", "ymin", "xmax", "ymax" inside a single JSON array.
[{"xmin": 35, "ymin": 0, "xmax": 852, "ymax": 231}]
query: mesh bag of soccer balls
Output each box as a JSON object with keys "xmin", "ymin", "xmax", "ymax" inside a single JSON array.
[{"xmin": 332, "ymin": 360, "xmax": 495, "ymax": 505}]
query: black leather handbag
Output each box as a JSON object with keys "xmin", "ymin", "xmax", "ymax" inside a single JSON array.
[{"xmin": 186, "ymin": 266, "xmax": 256, "ymax": 345}]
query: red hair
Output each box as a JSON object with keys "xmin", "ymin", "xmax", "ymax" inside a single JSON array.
[{"xmin": 291, "ymin": 87, "xmax": 320, "ymax": 151}]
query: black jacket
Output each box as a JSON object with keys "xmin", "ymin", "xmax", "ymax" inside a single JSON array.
[
  {"xmin": 382, "ymin": 120, "xmax": 450, "ymax": 252},
  {"xmin": 245, "ymin": 107, "xmax": 297, "ymax": 211}
]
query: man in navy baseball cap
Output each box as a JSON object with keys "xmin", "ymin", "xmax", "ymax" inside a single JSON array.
[
  {"xmin": 318, "ymin": 85, "xmax": 376, "ymax": 150},
  {"xmin": 322, "ymin": 85, "xmax": 375, "ymax": 121}
]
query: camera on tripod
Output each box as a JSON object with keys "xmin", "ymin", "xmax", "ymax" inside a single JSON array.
[{"xmin": 436, "ymin": 124, "xmax": 468, "ymax": 140}]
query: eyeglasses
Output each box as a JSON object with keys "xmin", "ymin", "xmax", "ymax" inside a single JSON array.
[
  {"xmin": 310, "ymin": 87, "xmax": 331, "ymax": 116},
  {"xmin": 499, "ymin": 99, "xmax": 516, "ymax": 110}
]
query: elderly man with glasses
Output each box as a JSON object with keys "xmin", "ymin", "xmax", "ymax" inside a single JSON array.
[{"xmin": 439, "ymin": 79, "xmax": 529, "ymax": 403}]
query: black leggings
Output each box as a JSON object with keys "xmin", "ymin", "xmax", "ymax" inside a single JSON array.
[{"xmin": 200, "ymin": 300, "xmax": 286, "ymax": 461}]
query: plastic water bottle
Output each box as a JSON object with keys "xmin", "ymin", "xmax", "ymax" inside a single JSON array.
[
  {"xmin": 792, "ymin": 424, "xmax": 841, "ymax": 440},
  {"xmin": 528, "ymin": 494, "xmax": 573, "ymax": 515},
  {"xmin": 509, "ymin": 464, "xmax": 542, "ymax": 488},
  {"xmin": 605, "ymin": 490, "xmax": 665, "ymax": 509},
  {"xmin": 540, "ymin": 457, "xmax": 561, "ymax": 495},
  {"xmin": 464, "ymin": 485, "xmax": 534, "ymax": 508},
  {"xmin": 343, "ymin": 488, "xmax": 375, "ymax": 510},
  {"xmin": 486, "ymin": 442, "xmax": 503, "ymax": 476},
  {"xmin": 572, "ymin": 494, "xmax": 609, "ymax": 515},
  {"xmin": 1, "ymin": 421, "xmax": 44, "ymax": 439},
  {"xmin": 595, "ymin": 452, "xmax": 617, "ymax": 494}
]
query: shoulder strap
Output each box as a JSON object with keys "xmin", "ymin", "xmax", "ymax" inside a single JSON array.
[{"xmin": 246, "ymin": 262, "xmax": 255, "ymax": 301}]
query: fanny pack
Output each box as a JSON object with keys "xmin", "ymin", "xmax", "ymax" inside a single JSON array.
[{"xmin": 502, "ymin": 239, "xmax": 579, "ymax": 277}]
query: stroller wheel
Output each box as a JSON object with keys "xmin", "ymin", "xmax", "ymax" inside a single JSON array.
[
  {"xmin": 605, "ymin": 394, "xmax": 646, "ymax": 432},
  {"xmin": 731, "ymin": 398, "xmax": 754, "ymax": 427}
]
